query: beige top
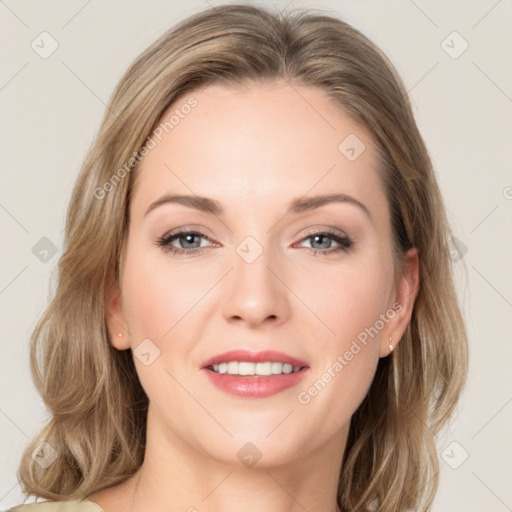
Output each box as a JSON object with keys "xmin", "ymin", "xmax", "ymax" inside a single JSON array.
[{"xmin": 8, "ymin": 501, "xmax": 104, "ymax": 512}]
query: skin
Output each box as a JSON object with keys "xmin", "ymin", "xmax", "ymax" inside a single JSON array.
[{"xmin": 89, "ymin": 79, "xmax": 419, "ymax": 512}]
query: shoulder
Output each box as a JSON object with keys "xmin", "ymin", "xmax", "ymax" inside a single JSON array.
[{"xmin": 8, "ymin": 500, "xmax": 104, "ymax": 512}]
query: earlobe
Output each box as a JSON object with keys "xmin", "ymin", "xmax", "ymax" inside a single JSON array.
[
  {"xmin": 106, "ymin": 283, "xmax": 130, "ymax": 350},
  {"xmin": 380, "ymin": 247, "xmax": 420, "ymax": 357}
]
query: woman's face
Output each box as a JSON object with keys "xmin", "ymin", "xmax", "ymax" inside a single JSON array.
[{"xmin": 108, "ymin": 79, "xmax": 418, "ymax": 467}]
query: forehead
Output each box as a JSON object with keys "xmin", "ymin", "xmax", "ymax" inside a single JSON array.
[{"xmin": 130, "ymin": 79, "xmax": 386, "ymax": 224}]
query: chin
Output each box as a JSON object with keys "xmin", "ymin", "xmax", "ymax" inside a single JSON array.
[{"xmin": 196, "ymin": 432, "xmax": 303, "ymax": 468}]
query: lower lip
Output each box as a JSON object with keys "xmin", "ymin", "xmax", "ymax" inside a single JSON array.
[{"xmin": 202, "ymin": 367, "xmax": 310, "ymax": 398}]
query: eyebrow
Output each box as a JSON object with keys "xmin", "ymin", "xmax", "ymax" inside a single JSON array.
[{"xmin": 144, "ymin": 192, "xmax": 372, "ymax": 222}]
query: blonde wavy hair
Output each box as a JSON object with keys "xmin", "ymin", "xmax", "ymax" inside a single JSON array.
[{"xmin": 17, "ymin": 3, "xmax": 468, "ymax": 511}]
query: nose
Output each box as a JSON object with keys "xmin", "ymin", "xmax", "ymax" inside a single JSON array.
[{"xmin": 222, "ymin": 242, "xmax": 291, "ymax": 329}]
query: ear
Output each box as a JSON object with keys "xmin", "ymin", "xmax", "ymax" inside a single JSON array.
[
  {"xmin": 106, "ymin": 282, "xmax": 130, "ymax": 350},
  {"xmin": 379, "ymin": 247, "xmax": 420, "ymax": 357}
]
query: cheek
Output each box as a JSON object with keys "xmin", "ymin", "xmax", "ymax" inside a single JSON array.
[
  {"xmin": 294, "ymin": 271, "xmax": 388, "ymax": 437},
  {"xmin": 121, "ymin": 244, "xmax": 208, "ymax": 341},
  {"xmin": 120, "ymin": 248, "xmax": 198, "ymax": 409},
  {"xmin": 293, "ymin": 255, "xmax": 390, "ymax": 348},
  {"xmin": 292, "ymin": 255, "xmax": 390, "ymax": 410}
]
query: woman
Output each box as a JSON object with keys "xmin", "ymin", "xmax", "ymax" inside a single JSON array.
[{"xmin": 10, "ymin": 3, "xmax": 468, "ymax": 511}]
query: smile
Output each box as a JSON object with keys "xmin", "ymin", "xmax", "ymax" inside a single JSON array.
[{"xmin": 208, "ymin": 361, "xmax": 302, "ymax": 375}]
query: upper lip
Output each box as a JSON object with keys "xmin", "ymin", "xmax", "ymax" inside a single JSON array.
[{"xmin": 201, "ymin": 350, "xmax": 309, "ymax": 369}]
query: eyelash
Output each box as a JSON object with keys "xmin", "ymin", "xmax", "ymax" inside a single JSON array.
[{"xmin": 156, "ymin": 227, "xmax": 354, "ymax": 257}]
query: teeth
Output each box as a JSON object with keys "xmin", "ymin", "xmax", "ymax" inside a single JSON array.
[{"xmin": 211, "ymin": 361, "xmax": 301, "ymax": 376}]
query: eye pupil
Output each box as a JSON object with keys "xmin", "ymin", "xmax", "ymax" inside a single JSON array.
[
  {"xmin": 181, "ymin": 234, "xmax": 200, "ymax": 248},
  {"xmin": 312, "ymin": 235, "xmax": 331, "ymax": 249}
]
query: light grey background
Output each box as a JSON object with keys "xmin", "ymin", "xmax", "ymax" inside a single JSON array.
[{"xmin": 1, "ymin": 0, "xmax": 511, "ymax": 510}]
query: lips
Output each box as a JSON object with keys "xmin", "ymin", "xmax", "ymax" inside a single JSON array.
[
  {"xmin": 201, "ymin": 349, "xmax": 309, "ymax": 369},
  {"xmin": 200, "ymin": 349, "xmax": 310, "ymax": 398}
]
